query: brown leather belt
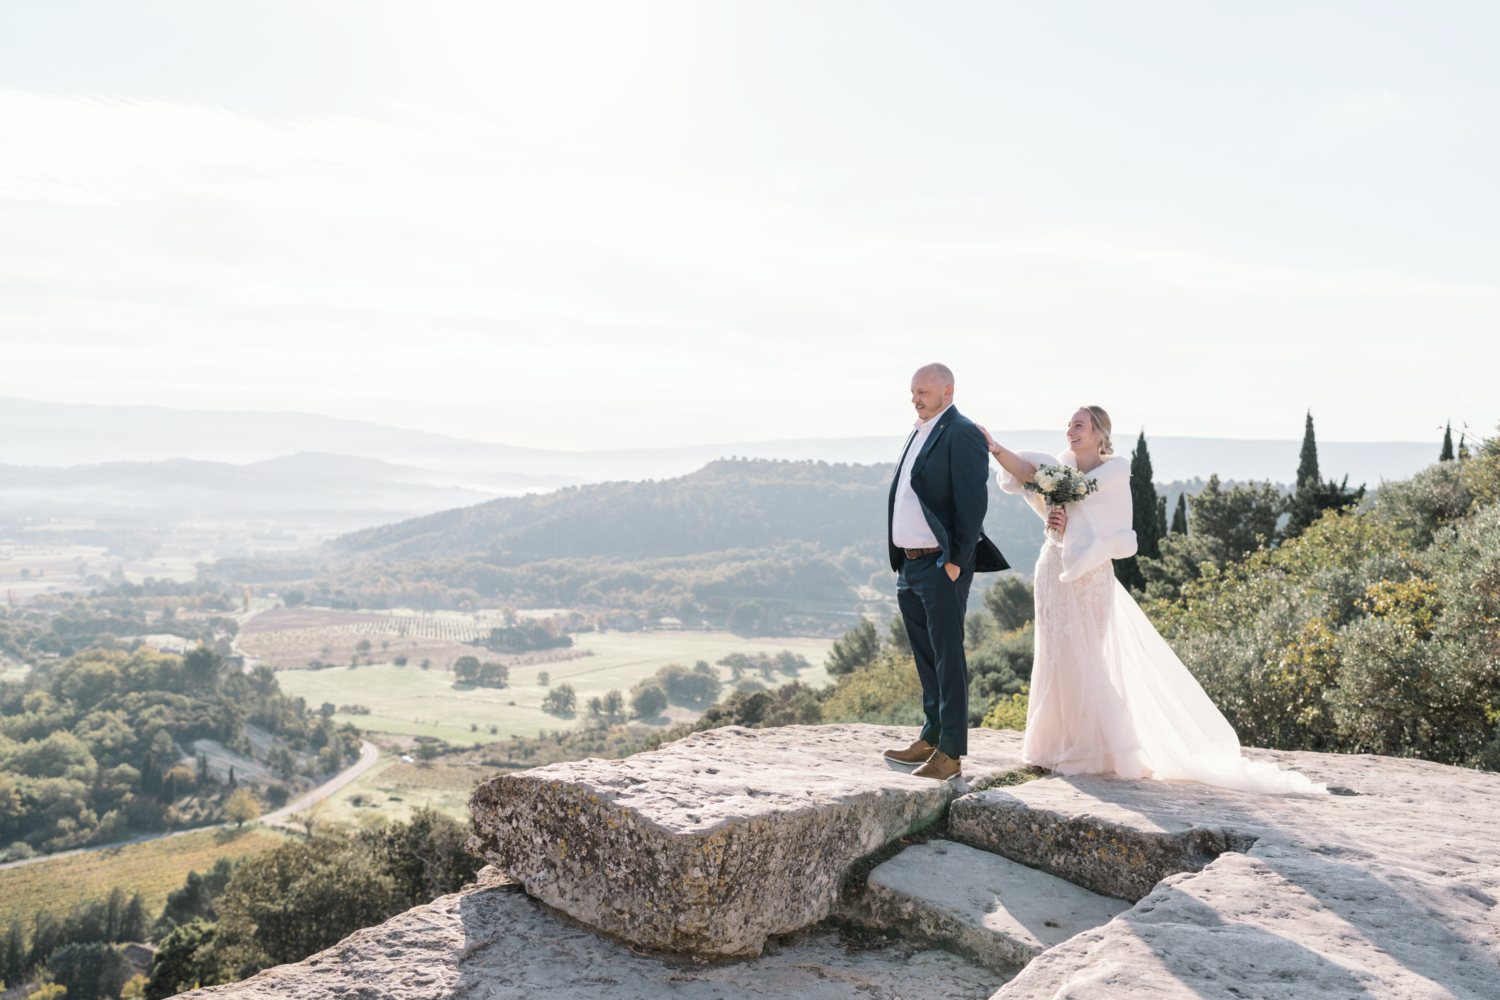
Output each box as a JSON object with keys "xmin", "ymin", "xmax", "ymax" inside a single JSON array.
[{"xmin": 904, "ymin": 546, "xmax": 941, "ymax": 559}]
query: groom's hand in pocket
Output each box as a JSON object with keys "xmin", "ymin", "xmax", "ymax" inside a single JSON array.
[{"xmin": 945, "ymin": 563, "xmax": 961, "ymax": 582}]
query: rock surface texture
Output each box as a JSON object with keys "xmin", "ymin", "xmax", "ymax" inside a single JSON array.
[
  {"xmin": 197, "ymin": 727, "xmax": 1500, "ymax": 999},
  {"xmin": 976, "ymin": 748, "xmax": 1500, "ymax": 998},
  {"xmin": 853, "ymin": 839, "xmax": 1130, "ymax": 971},
  {"xmin": 187, "ymin": 867, "xmax": 1009, "ymax": 1000},
  {"xmin": 467, "ymin": 724, "xmax": 1029, "ymax": 955}
]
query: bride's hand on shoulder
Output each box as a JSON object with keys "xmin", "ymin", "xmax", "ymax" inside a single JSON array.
[
  {"xmin": 974, "ymin": 423, "xmax": 1000, "ymax": 456},
  {"xmin": 1047, "ymin": 507, "xmax": 1067, "ymax": 536}
]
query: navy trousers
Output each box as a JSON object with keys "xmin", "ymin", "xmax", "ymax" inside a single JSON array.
[{"xmin": 896, "ymin": 552, "xmax": 973, "ymax": 758}]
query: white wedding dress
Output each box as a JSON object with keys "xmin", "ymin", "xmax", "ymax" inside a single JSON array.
[{"xmin": 1000, "ymin": 451, "xmax": 1326, "ymax": 795}]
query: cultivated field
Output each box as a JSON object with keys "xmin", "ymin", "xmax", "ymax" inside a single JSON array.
[
  {"xmin": 274, "ymin": 628, "xmax": 837, "ymax": 743},
  {"xmin": 237, "ymin": 607, "xmax": 591, "ymax": 673},
  {"xmin": 0, "ymin": 827, "xmax": 285, "ymax": 930}
]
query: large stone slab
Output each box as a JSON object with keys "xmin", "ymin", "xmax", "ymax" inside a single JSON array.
[
  {"xmin": 467, "ymin": 724, "xmax": 1029, "ymax": 956},
  {"xmin": 853, "ymin": 839, "xmax": 1130, "ymax": 970},
  {"xmin": 188, "ymin": 867, "xmax": 1012, "ymax": 1000},
  {"xmin": 972, "ymin": 749, "xmax": 1500, "ymax": 998}
]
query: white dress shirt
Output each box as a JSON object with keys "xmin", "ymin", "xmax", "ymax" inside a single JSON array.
[{"xmin": 891, "ymin": 405, "xmax": 950, "ymax": 549}]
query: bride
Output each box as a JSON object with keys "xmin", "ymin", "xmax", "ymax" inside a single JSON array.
[{"xmin": 980, "ymin": 406, "xmax": 1325, "ymax": 795}]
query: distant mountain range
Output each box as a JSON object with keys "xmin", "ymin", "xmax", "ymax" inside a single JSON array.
[{"xmin": 0, "ymin": 397, "xmax": 1445, "ymax": 488}]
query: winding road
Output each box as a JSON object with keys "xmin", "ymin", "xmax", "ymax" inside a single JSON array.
[{"xmin": 0, "ymin": 739, "xmax": 382, "ymax": 873}]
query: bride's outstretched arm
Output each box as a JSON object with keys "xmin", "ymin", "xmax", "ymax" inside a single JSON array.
[{"xmin": 975, "ymin": 424, "xmax": 1037, "ymax": 484}]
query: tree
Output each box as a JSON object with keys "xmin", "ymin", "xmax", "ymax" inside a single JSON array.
[
  {"xmin": 478, "ymin": 661, "xmax": 508, "ymax": 687},
  {"xmin": 630, "ymin": 681, "xmax": 668, "ymax": 719},
  {"xmin": 887, "ymin": 616, "xmax": 911, "ymax": 656},
  {"xmin": 824, "ymin": 620, "xmax": 879, "ymax": 676},
  {"xmin": 364, "ymin": 807, "xmax": 482, "ymax": 909},
  {"xmin": 182, "ymin": 647, "xmax": 222, "ymax": 693},
  {"xmin": 1170, "ymin": 492, "xmax": 1189, "ymax": 535},
  {"xmin": 224, "ymin": 789, "xmax": 261, "ymax": 827},
  {"xmin": 601, "ymin": 689, "xmax": 625, "ymax": 719},
  {"xmin": 541, "ymin": 683, "xmax": 577, "ymax": 715},
  {"xmin": 453, "ymin": 656, "xmax": 481, "ymax": 683},
  {"xmin": 1116, "ymin": 431, "xmax": 1162, "ymax": 591},
  {"xmin": 154, "ymin": 859, "xmax": 236, "ymax": 937},
  {"xmin": 1285, "ymin": 412, "xmax": 1367, "ymax": 539},
  {"xmin": 965, "ymin": 611, "xmax": 994, "ymax": 649},
  {"xmin": 282, "ymin": 590, "xmax": 305, "ymax": 607},
  {"xmin": 586, "ymin": 695, "xmax": 604, "ymax": 716},
  {"xmin": 47, "ymin": 942, "xmax": 133, "ymax": 1000},
  {"xmin": 1441, "ymin": 422, "xmax": 1455, "ymax": 462},
  {"xmin": 147, "ymin": 920, "xmax": 221, "ymax": 999},
  {"xmin": 416, "ymin": 742, "xmax": 441, "ymax": 766},
  {"xmin": 216, "ymin": 836, "xmax": 402, "ymax": 971},
  {"xmin": 982, "ymin": 576, "xmax": 1034, "ymax": 631},
  {"xmin": 1190, "ymin": 475, "xmax": 1284, "ymax": 561}
]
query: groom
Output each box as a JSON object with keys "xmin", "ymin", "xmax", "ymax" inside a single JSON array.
[{"xmin": 883, "ymin": 363, "xmax": 1005, "ymax": 780}]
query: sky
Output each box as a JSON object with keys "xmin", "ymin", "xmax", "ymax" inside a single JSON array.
[{"xmin": 0, "ymin": 1, "xmax": 1496, "ymax": 449}]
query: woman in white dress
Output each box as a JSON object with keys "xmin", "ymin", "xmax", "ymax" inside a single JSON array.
[{"xmin": 980, "ymin": 406, "xmax": 1325, "ymax": 795}]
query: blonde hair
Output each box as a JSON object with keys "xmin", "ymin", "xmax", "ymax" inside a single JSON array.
[{"xmin": 1078, "ymin": 405, "xmax": 1113, "ymax": 456}]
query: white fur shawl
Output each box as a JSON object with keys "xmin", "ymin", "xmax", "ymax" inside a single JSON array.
[{"xmin": 997, "ymin": 451, "xmax": 1138, "ymax": 582}]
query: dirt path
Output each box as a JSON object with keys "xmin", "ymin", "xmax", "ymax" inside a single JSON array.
[{"xmin": 0, "ymin": 740, "xmax": 381, "ymax": 872}]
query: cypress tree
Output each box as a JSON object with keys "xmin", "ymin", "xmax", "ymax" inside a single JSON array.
[
  {"xmin": 1170, "ymin": 492, "xmax": 1189, "ymax": 535},
  {"xmin": 163, "ymin": 772, "xmax": 178, "ymax": 803},
  {"xmin": 1440, "ymin": 422, "xmax": 1454, "ymax": 462},
  {"xmin": 1115, "ymin": 430, "xmax": 1161, "ymax": 591},
  {"xmin": 1286, "ymin": 411, "xmax": 1366, "ymax": 539},
  {"xmin": 1156, "ymin": 495, "xmax": 1168, "ymax": 540},
  {"xmin": 1459, "ymin": 433, "xmax": 1470, "ymax": 461},
  {"xmin": 1286, "ymin": 411, "xmax": 1324, "ymax": 538},
  {"xmin": 228, "ymin": 765, "xmax": 237, "ymax": 789}
]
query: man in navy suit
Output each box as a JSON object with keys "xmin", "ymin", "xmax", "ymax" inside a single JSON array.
[{"xmin": 883, "ymin": 363, "xmax": 1003, "ymax": 780}]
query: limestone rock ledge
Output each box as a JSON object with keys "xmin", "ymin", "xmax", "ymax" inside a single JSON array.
[
  {"xmin": 982, "ymin": 749, "xmax": 1500, "ymax": 998},
  {"xmin": 467, "ymin": 724, "xmax": 1028, "ymax": 956},
  {"xmin": 186, "ymin": 867, "xmax": 1009, "ymax": 1000}
]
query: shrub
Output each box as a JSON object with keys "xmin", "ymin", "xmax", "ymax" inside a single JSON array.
[
  {"xmin": 819, "ymin": 651, "xmax": 923, "ymax": 726},
  {"xmin": 981, "ymin": 688, "xmax": 1029, "ymax": 731}
]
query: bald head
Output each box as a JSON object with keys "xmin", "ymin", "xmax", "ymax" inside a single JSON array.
[
  {"xmin": 909, "ymin": 363, "xmax": 955, "ymax": 423},
  {"xmin": 914, "ymin": 362, "xmax": 954, "ymax": 388}
]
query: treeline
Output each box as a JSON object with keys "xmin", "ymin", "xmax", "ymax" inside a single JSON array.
[
  {"xmin": 0, "ymin": 647, "xmax": 358, "ymax": 857},
  {"xmin": 1115, "ymin": 413, "xmax": 1364, "ymax": 598},
  {"xmin": 1, "ymin": 809, "xmax": 478, "ymax": 998},
  {"xmin": 0, "ymin": 598, "xmax": 241, "ymax": 667}
]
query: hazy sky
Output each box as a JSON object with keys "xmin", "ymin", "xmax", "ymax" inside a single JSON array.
[{"xmin": 1, "ymin": 1, "xmax": 1496, "ymax": 449}]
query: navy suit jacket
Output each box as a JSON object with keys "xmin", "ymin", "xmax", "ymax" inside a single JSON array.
[{"xmin": 887, "ymin": 405, "xmax": 1001, "ymax": 573}]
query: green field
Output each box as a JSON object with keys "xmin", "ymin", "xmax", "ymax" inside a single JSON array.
[
  {"xmin": 0, "ymin": 827, "xmax": 285, "ymax": 930},
  {"xmin": 308, "ymin": 749, "xmax": 494, "ymax": 827},
  {"xmin": 275, "ymin": 629, "xmax": 836, "ymax": 743}
]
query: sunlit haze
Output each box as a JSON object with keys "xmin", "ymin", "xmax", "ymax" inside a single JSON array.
[{"xmin": 2, "ymin": 1, "xmax": 1496, "ymax": 448}]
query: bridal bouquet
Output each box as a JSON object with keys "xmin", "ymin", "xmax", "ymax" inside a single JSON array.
[{"xmin": 1025, "ymin": 464, "xmax": 1098, "ymax": 531}]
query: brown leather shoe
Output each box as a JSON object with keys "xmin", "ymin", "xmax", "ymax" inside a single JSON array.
[
  {"xmin": 912, "ymin": 750, "xmax": 961, "ymax": 781},
  {"xmin": 883, "ymin": 739, "xmax": 935, "ymax": 764}
]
